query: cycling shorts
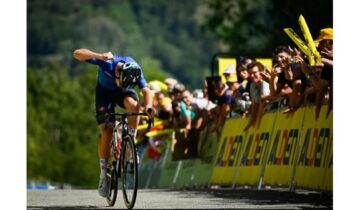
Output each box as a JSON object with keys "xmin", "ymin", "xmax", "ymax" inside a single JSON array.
[{"xmin": 95, "ymin": 83, "xmax": 139, "ymax": 125}]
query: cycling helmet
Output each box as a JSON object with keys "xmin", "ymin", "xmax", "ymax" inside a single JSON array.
[{"xmin": 121, "ymin": 62, "xmax": 141, "ymax": 88}]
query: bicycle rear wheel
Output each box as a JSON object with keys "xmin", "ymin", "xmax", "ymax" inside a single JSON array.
[
  {"xmin": 106, "ymin": 160, "xmax": 119, "ymax": 206},
  {"xmin": 120, "ymin": 135, "xmax": 138, "ymax": 209}
]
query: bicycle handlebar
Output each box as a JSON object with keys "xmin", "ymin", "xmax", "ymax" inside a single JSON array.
[{"xmin": 105, "ymin": 112, "xmax": 154, "ymax": 130}]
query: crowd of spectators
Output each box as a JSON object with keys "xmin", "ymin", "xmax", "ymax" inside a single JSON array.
[{"xmin": 139, "ymin": 27, "xmax": 333, "ymax": 160}]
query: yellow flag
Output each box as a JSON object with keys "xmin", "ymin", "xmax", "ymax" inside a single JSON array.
[
  {"xmin": 298, "ymin": 15, "xmax": 321, "ymax": 64},
  {"xmin": 283, "ymin": 28, "xmax": 315, "ymax": 65}
]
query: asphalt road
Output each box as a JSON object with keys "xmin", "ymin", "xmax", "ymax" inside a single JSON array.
[{"xmin": 27, "ymin": 188, "xmax": 332, "ymax": 210}]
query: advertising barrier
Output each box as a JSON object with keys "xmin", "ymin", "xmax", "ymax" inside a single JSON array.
[
  {"xmin": 263, "ymin": 108, "xmax": 305, "ymax": 187},
  {"xmin": 232, "ymin": 112, "xmax": 274, "ymax": 187},
  {"xmin": 211, "ymin": 118, "xmax": 248, "ymax": 186},
  {"xmin": 294, "ymin": 105, "xmax": 333, "ymax": 190},
  {"xmin": 139, "ymin": 105, "xmax": 332, "ymax": 192}
]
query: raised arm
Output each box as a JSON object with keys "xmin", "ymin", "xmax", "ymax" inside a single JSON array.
[{"xmin": 73, "ymin": 48, "xmax": 114, "ymax": 61}]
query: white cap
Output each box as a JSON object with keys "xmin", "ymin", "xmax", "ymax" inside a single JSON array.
[
  {"xmin": 223, "ymin": 65, "xmax": 236, "ymax": 74},
  {"xmin": 193, "ymin": 89, "xmax": 204, "ymax": 98},
  {"xmin": 149, "ymin": 81, "xmax": 161, "ymax": 93},
  {"xmin": 164, "ymin": 78, "xmax": 178, "ymax": 85}
]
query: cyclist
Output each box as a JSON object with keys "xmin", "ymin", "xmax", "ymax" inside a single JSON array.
[{"xmin": 73, "ymin": 48, "xmax": 155, "ymax": 197}]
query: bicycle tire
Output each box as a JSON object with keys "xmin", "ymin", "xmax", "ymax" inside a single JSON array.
[
  {"xmin": 120, "ymin": 135, "xmax": 138, "ymax": 209},
  {"xmin": 106, "ymin": 160, "xmax": 119, "ymax": 206}
]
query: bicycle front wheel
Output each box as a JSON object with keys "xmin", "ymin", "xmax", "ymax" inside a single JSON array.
[
  {"xmin": 120, "ymin": 135, "xmax": 138, "ymax": 209},
  {"xmin": 106, "ymin": 160, "xmax": 119, "ymax": 206}
]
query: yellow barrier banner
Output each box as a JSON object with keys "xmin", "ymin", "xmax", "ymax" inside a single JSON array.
[
  {"xmin": 263, "ymin": 108, "xmax": 305, "ymax": 186},
  {"xmin": 322, "ymin": 120, "xmax": 333, "ymax": 191},
  {"xmin": 211, "ymin": 118, "xmax": 248, "ymax": 185},
  {"xmin": 295, "ymin": 105, "xmax": 333, "ymax": 190},
  {"xmin": 232, "ymin": 113, "xmax": 274, "ymax": 186},
  {"xmin": 256, "ymin": 58, "xmax": 273, "ymax": 71}
]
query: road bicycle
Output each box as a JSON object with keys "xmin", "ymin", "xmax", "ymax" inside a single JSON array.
[{"xmin": 104, "ymin": 105, "xmax": 153, "ymax": 209}]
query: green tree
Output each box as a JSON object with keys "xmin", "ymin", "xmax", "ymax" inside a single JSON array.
[
  {"xmin": 27, "ymin": 0, "xmax": 220, "ymax": 187},
  {"xmin": 202, "ymin": 0, "xmax": 332, "ymax": 55}
]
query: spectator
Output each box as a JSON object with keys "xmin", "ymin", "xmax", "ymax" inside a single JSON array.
[
  {"xmin": 192, "ymin": 89, "xmax": 216, "ymax": 118},
  {"xmin": 156, "ymin": 92, "xmax": 173, "ymax": 121},
  {"xmin": 182, "ymin": 90, "xmax": 204, "ymax": 130},
  {"xmin": 302, "ymin": 30, "xmax": 333, "ymax": 119},
  {"xmin": 148, "ymin": 80, "xmax": 169, "ymax": 112},
  {"xmin": 317, "ymin": 33, "xmax": 333, "ymax": 118},
  {"xmin": 269, "ymin": 46, "xmax": 307, "ymax": 113},
  {"xmin": 192, "ymin": 89, "xmax": 206, "ymax": 108},
  {"xmin": 169, "ymin": 83, "xmax": 187, "ymax": 159},
  {"xmin": 268, "ymin": 46, "xmax": 292, "ymax": 103},
  {"xmin": 233, "ymin": 58, "xmax": 253, "ymax": 116},
  {"xmin": 244, "ymin": 62, "xmax": 270, "ymax": 130},
  {"xmin": 210, "ymin": 77, "xmax": 232, "ymax": 137},
  {"xmin": 223, "ymin": 65, "xmax": 238, "ymax": 85},
  {"xmin": 170, "ymin": 83, "xmax": 186, "ymax": 129},
  {"xmin": 164, "ymin": 78, "xmax": 178, "ymax": 93},
  {"xmin": 223, "ymin": 65, "xmax": 242, "ymax": 116},
  {"xmin": 222, "ymin": 64, "xmax": 250, "ymax": 117},
  {"xmin": 197, "ymin": 80, "xmax": 218, "ymax": 124},
  {"xmin": 314, "ymin": 28, "xmax": 333, "ymax": 47},
  {"xmin": 236, "ymin": 57, "xmax": 254, "ymax": 82},
  {"xmin": 181, "ymin": 90, "xmax": 204, "ymax": 157},
  {"xmin": 148, "ymin": 80, "xmax": 162, "ymax": 108}
]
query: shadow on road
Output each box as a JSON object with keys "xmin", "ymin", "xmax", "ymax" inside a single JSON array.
[
  {"xmin": 27, "ymin": 207, "xmax": 104, "ymax": 210},
  {"xmin": 180, "ymin": 188, "xmax": 333, "ymax": 210},
  {"xmin": 27, "ymin": 188, "xmax": 333, "ymax": 210}
]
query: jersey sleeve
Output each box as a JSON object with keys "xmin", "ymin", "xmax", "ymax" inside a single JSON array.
[
  {"xmin": 138, "ymin": 70, "xmax": 148, "ymax": 89},
  {"xmin": 86, "ymin": 58, "xmax": 112, "ymax": 70}
]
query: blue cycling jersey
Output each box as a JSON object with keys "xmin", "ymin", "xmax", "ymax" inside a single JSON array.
[{"xmin": 86, "ymin": 54, "xmax": 147, "ymax": 90}]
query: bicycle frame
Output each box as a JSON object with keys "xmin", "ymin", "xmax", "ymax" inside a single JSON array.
[
  {"xmin": 105, "ymin": 110, "xmax": 153, "ymax": 208},
  {"xmin": 109, "ymin": 112, "xmax": 151, "ymax": 159}
]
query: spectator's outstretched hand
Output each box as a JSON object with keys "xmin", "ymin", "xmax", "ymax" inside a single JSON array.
[
  {"xmin": 321, "ymin": 57, "xmax": 333, "ymax": 67},
  {"xmin": 314, "ymin": 63, "xmax": 325, "ymax": 68},
  {"xmin": 288, "ymin": 46, "xmax": 304, "ymax": 64},
  {"xmin": 260, "ymin": 70, "xmax": 271, "ymax": 82},
  {"xmin": 320, "ymin": 48, "xmax": 333, "ymax": 58}
]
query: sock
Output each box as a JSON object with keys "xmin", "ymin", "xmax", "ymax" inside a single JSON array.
[
  {"xmin": 100, "ymin": 159, "xmax": 108, "ymax": 179},
  {"xmin": 129, "ymin": 128, "xmax": 137, "ymax": 138}
]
